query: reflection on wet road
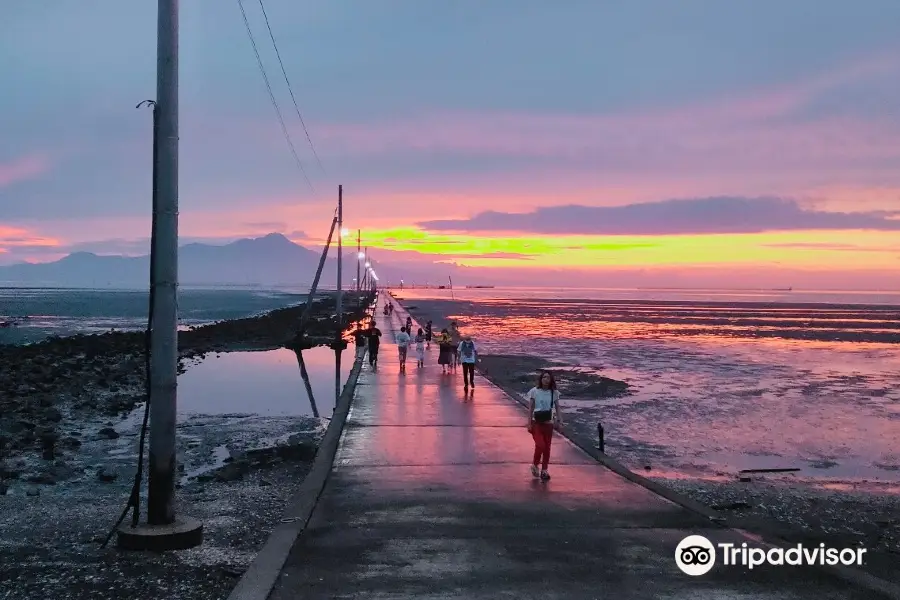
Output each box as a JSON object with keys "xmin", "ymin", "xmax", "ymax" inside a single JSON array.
[{"xmin": 268, "ymin": 295, "xmax": 874, "ymax": 600}]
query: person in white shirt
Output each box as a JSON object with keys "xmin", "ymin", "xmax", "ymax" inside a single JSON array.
[
  {"xmin": 525, "ymin": 371, "xmax": 564, "ymax": 481},
  {"xmin": 414, "ymin": 328, "xmax": 426, "ymax": 368},
  {"xmin": 457, "ymin": 336, "xmax": 477, "ymax": 391},
  {"xmin": 395, "ymin": 326, "xmax": 411, "ymax": 371}
]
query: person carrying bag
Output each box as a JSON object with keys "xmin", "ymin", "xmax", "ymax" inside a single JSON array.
[{"xmin": 525, "ymin": 370, "xmax": 563, "ymax": 481}]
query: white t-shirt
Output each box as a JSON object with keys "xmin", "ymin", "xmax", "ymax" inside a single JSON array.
[
  {"xmin": 396, "ymin": 331, "xmax": 410, "ymax": 348},
  {"xmin": 526, "ymin": 387, "xmax": 558, "ymax": 414}
]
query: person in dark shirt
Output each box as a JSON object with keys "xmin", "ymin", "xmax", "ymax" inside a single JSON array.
[{"xmin": 366, "ymin": 320, "xmax": 382, "ymax": 368}]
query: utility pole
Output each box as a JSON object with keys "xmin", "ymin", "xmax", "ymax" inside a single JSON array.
[
  {"xmin": 356, "ymin": 229, "xmax": 361, "ymax": 293},
  {"xmin": 118, "ymin": 0, "xmax": 201, "ymax": 551},
  {"xmin": 148, "ymin": 0, "xmax": 179, "ymax": 527},
  {"xmin": 335, "ymin": 185, "xmax": 343, "ymax": 406}
]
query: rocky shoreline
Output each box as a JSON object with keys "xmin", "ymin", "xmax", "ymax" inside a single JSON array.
[
  {"xmin": 0, "ymin": 291, "xmax": 372, "ymax": 468},
  {"xmin": 0, "ymin": 291, "xmax": 373, "ymax": 599},
  {"xmin": 0, "ymin": 412, "xmax": 328, "ymax": 600}
]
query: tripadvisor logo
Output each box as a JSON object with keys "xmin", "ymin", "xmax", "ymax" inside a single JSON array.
[
  {"xmin": 675, "ymin": 535, "xmax": 867, "ymax": 575},
  {"xmin": 675, "ymin": 535, "xmax": 716, "ymax": 576}
]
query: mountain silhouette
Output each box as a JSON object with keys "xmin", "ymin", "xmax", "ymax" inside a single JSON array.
[{"xmin": 0, "ymin": 233, "xmax": 429, "ymax": 288}]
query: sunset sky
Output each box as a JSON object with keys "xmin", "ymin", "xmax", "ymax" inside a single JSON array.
[{"xmin": 2, "ymin": 1, "xmax": 900, "ymax": 289}]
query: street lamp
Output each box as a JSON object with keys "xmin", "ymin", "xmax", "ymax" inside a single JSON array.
[{"xmin": 340, "ymin": 227, "xmax": 350, "ymax": 237}]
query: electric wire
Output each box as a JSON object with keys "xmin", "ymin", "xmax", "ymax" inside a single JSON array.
[
  {"xmin": 237, "ymin": 0, "xmax": 314, "ymax": 192},
  {"xmin": 256, "ymin": 0, "xmax": 326, "ymax": 175},
  {"xmin": 100, "ymin": 100, "xmax": 158, "ymax": 547}
]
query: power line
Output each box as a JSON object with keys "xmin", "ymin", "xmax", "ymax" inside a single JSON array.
[
  {"xmin": 257, "ymin": 0, "xmax": 326, "ymax": 176},
  {"xmin": 236, "ymin": 0, "xmax": 314, "ymax": 192}
]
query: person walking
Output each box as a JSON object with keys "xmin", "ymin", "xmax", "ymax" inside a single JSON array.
[
  {"xmin": 457, "ymin": 335, "xmax": 477, "ymax": 391},
  {"xmin": 448, "ymin": 321, "xmax": 461, "ymax": 371},
  {"xmin": 415, "ymin": 327, "xmax": 426, "ymax": 368},
  {"xmin": 405, "ymin": 315, "xmax": 413, "ymax": 333},
  {"xmin": 424, "ymin": 320, "xmax": 433, "ymax": 349},
  {"xmin": 525, "ymin": 371, "xmax": 564, "ymax": 481},
  {"xmin": 366, "ymin": 320, "xmax": 382, "ymax": 369},
  {"xmin": 396, "ymin": 326, "xmax": 411, "ymax": 372},
  {"xmin": 437, "ymin": 328, "xmax": 453, "ymax": 374}
]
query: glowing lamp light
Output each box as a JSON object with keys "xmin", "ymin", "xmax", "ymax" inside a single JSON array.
[
  {"xmin": 358, "ymin": 252, "xmax": 365, "ymax": 259},
  {"xmin": 364, "ymin": 262, "xmax": 371, "ymax": 268},
  {"xmin": 340, "ymin": 228, "xmax": 350, "ymax": 237}
]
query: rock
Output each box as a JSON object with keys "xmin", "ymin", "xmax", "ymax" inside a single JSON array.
[
  {"xmin": 14, "ymin": 420, "xmax": 36, "ymax": 432},
  {"xmin": 43, "ymin": 408, "xmax": 63, "ymax": 423},
  {"xmin": 214, "ymin": 462, "xmax": 249, "ymax": 482},
  {"xmin": 25, "ymin": 461, "xmax": 78, "ymax": 484},
  {"xmin": 97, "ymin": 427, "xmax": 119, "ymax": 440},
  {"xmin": 97, "ymin": 468, "xmax": 117, "ymax": 483},
  {"xmin": 0, "ymin": 482, "xmax": 8, "ymax": 495},
  {"xmin": 25, "ymin": 472, "xmax": 57, "ymax": 484},
  {"xmin": 61, "ymin": 437, "xmax": 82, "ymax": 449},
  {"xmin": 26, "ymin": 488, "xmax": 39, "ymax": 497}
]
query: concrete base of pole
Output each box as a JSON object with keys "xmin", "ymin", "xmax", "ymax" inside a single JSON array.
[{"xmin": 117, "ymin": 516, "xmax": 203, "ymax": 551}]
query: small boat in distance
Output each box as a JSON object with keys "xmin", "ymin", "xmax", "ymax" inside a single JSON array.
[
  {"xmin": 465, "ymin": 285, "xmax": 495, "ymax": 289},
  {"xmin": 774, "ymin": 287, "xmax": 793, "ymax": 291}
]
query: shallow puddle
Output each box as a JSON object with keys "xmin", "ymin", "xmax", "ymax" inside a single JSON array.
[{"xmin": 177, "ymin": 346, "xmax": 355, "ymax": 418}]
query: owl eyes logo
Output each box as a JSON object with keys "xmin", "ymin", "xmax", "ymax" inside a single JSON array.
[{"xmin": 675, "ymin": 535, "xmax": 716, "ymax": 575}]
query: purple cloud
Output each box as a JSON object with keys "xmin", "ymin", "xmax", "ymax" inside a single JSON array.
[{"xmin": 417, "ymin": 197, "xmax": 900, "ymax": 235}]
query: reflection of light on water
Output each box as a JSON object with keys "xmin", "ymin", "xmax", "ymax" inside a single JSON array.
[
  {"xmin": 177, "ymin": 347, "xmax": 353, "ymax": 418},
  {"xmin": 414, "ymin": 294, "xmax": 900, "ymax": 491}
]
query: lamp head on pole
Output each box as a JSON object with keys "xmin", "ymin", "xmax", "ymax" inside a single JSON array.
[
  {"xmin": 364, "ymin": 262, "xmax": 371, "ymax": 268},
  {"xmin": 358, "ymin": 251, "xmax": 366, "ymax": 260},
  {"xmin": 340, "ymin": 228, "xmax": 350, "ymax": 237}
]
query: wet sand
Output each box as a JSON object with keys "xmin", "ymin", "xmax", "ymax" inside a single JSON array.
[
  {"xmin": 402, "ymin": 296, "xmax": 900, "ymax": 570},
  {"xmin": 0, "ymin": 292, "xmax": 371, "ymax": 599}
]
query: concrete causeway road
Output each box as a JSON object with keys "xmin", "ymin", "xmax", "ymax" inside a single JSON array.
[{"xmin": 267, "ymin": 293, "xmax": 883, "ymax": 599}]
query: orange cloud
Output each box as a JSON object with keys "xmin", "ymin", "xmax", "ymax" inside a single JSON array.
[
  {"xmin": 0, "ymin": 224, "xmax": 62, "ymax": 263},
  {"xmin": 0, "ymin": 155, "xmax": 49, "ymax": 187}
]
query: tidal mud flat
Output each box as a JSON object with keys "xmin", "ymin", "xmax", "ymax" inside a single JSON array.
[
  {"xmin": 403, "ymin": 297, "xmax": 900, "ymax": 582},
  {"xmin": 0, "ymin": 292, "xmax": 372, "ymax": 599}
]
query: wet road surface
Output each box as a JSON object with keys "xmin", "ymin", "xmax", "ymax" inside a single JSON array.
[{"xmin": 269, "ymin": 294, "xmax": 879, "ymax": 599}]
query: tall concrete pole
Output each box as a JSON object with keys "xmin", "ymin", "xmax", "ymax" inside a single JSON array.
[
  {"xmin": 148, "ymin": 0, "xmax": 179, "ymax": 527},
  {"xmin": 335, "ymin": 185, "xmax": 343, "ymax": 406},
  {"xmin": 117, "ymin": 0, "xmax": 200, "ymax": 551},
  {"xmin": 356, "ymin": 229, "xmax": 361, "ymax": 293}
]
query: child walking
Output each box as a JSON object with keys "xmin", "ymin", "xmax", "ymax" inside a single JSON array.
[{"xmin": 525, "ymin": 371, "xmax": 563, "ymax": 481}]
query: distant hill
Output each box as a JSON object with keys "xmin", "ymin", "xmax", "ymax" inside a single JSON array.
[{"xmin": 0, "ymin": 233, "xmax": 451, "ymax": 289}]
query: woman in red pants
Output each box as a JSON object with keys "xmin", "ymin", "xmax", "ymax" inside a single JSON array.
[{"xmin": 526, "ymin": 371, "xmax": 563, "ymax": 480}]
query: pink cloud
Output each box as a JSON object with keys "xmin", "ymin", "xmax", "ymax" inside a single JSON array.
[
  {"xmin": 0, "ymin": 155, "xmax": 49, "ymax": 187},
  {"xmin": 303, "ymin": 50, "xmax": 900, "ymax": 184}
]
